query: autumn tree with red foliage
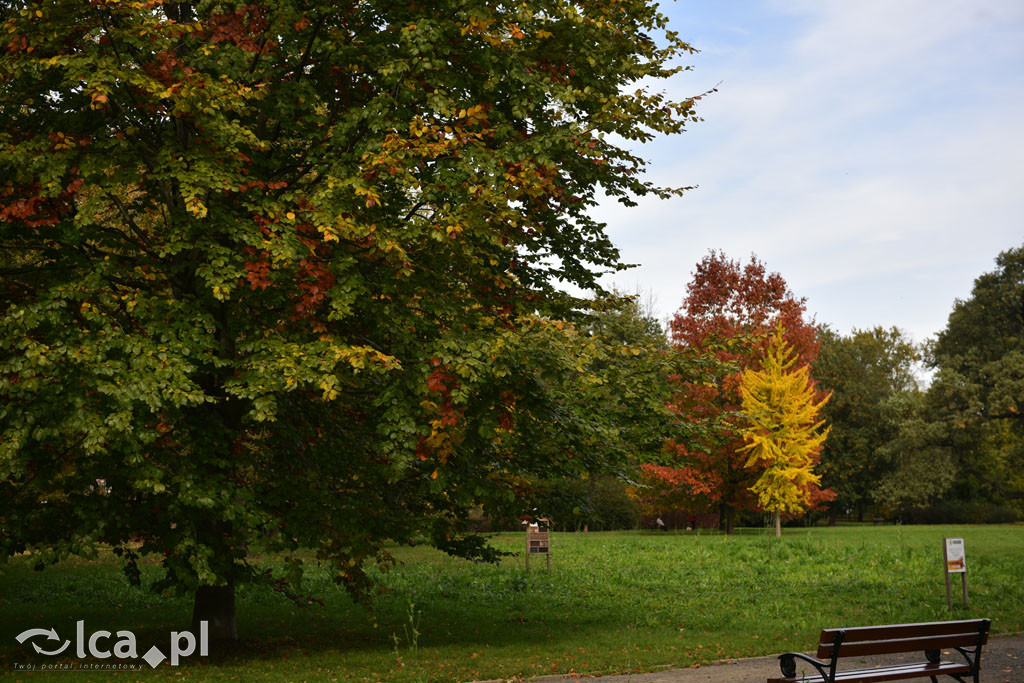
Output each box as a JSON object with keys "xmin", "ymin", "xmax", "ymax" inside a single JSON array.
[{"xmin": 645, "ymin": 252, "xmax": 829, "ymax": 533}]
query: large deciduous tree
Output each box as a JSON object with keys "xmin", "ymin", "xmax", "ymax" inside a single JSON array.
[
  {"xmin": 654, "ymin": 251, "xmax": 823, "ymax": 533},
  {"xmin": 0, "ymin": 0, "xmax": 703, "ymax": 638},
  {"xmin": 738, "ymin": 324, "xmax": 830, "ymax": 537},
  {"xmin": 528, "ymin": 291, "xmax": 683, "ymax": 531},
  {"xmin": 813, "ymin": 326, "xmax": 920, "ymax": 522},
  {"xmin": 923, "ymin": 244, "xmax": 1024, "ymax": 514},
  {"xmin": 870, "ymin": 389, "xmax": 957, "ymax": 511}
]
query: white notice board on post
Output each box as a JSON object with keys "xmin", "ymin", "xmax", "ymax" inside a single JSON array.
[
  {"xmin": 945, "ymin": 538, "xmax": 966, "ymax": 573},
  {"xmin": 942, "ymin": 537, "xmax": 968, "ymax": 608}
]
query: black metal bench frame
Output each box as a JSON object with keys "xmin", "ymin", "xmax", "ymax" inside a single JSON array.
[{"xmin": 769, "ymin": 618, "xmax": 990, "ymax": 683}]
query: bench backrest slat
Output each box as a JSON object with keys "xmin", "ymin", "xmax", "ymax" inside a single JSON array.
[
  {"xmin": 815, "ymin": 620, "xmax": 989, "ymax": 661},
  {"xmin": 818, "ymin": 632, "xmax": 985, "ymax": 659},
  {"xmin": 818, "ymin": 619, "xmax": 988, "ymax": 645}
]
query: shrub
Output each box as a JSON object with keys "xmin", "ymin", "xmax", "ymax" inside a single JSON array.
[
  {"xmin": 897, "ymin": 501, "xmax": 1020, "ymax": 524},
  {"xmin": 589, "ymin": 477, "xmax": 640, "ymax": 531},
  {"xmin": 526, "ymin": 476, "xmax": 639, "ymax": 531}
]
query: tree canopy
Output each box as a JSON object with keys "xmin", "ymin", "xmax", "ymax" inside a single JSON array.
[
  {"xmin": 0, "ymin": 0, "xmax": 703, "ymax": 638},
  {"xmin": 739, "ymin": 325, "xmax": 831, "ymax": 536},
  {"xmin": 812, "ymin": 246, "xmax": 1023, "ymax": 521},
  {"xmin": 813, "ymin": 326, "xmax": 920, "ymax": 520},
  {"xmin": 649, "ymin": 251, "xmax": 822, "ymax": 533},
  {"xmin": 923, "ymin": 244, "xmax": 1024, "ymax": 512}
]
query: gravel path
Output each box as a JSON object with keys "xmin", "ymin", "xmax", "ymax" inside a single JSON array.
[{"xmin": 524, "ymin": 634, "xmax": 1024, "ymax": 683}]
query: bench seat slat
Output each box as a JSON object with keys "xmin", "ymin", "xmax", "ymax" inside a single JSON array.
[
  {"xmin": 818, "ymin": 632, "xmax": 982, "ymax": 659},
  {"xmin": 768, "ymin": 660, "xmax": 971, "ymax": 683},
  {"xmin": 834, "ymin": 661, "xmax": 972, "ymax": 681},
  {"xmin": 819, "ymin": 618, "xmax": 989, "ymax": 644}
]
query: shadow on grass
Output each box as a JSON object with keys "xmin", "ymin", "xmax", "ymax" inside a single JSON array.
[{"xmin": 0, "ymin": 554, "xmax": 643, "ymax": 674}]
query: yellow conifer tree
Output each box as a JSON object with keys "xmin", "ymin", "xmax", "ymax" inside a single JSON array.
[{"xmin": 739, "ymin": 324, "xmax": 831, "ymax": 536}]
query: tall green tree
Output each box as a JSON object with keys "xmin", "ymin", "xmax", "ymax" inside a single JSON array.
[
  {"xmin": 532, "ymin": 290, "xmax": 710, "ymax": 531},
  {"xmin": 577, "ymin": 291, "xmax": 672, "ymax": 466},
  {"xmin": 870, "ymin": 389, "xmax": 957, "ymax": 510},
  {"xmin": 924, "ymin": 244, "xmax": 1024, "ymax": 513},
  {"xmin": 0, "ymin": 0, "xmax": 703, "ymax": 638},
  {"xmin": 813, "ymin": 326, "xmax": 920, "ymax": 522}
]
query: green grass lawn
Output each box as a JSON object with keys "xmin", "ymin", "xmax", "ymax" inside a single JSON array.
[{"xmin": 2, "ymin": 525, "xmax": 1022, "ymax": 681}]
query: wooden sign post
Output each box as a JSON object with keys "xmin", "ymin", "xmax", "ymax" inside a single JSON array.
[
  {"xmin": 942, "ymin": 537, "xmax": 968, "ymax": 609},
  {"xmin": 525, "ymin": 518, "xmax": 550, "ymax": 572}
]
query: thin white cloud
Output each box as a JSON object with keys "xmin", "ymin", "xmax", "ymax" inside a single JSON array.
[{"xmin": 594, "ymin": 0, "xmax": 1024, "ymax": 345}]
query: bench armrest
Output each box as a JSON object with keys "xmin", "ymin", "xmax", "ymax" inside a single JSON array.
[{"xmin": 779, "ymin": 652, "xmax": 831, "ymax": 681}]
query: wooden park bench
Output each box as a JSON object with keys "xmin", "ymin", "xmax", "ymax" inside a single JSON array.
[{"xmin": 767, "ymin": 618, "xmax": 990, "ymax": 683}]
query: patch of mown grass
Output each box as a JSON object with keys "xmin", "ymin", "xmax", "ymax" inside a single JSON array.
[{"xmin": 1, "ymin": 525, "xmax": 1021, "ymax": 681}]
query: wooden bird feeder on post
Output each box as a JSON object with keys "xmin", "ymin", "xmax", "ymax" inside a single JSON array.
[{"xmin": 525, "ymin": 517, "xmax": 550, "ymax": 572}]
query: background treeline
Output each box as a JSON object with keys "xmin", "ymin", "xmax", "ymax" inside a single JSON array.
[
  {"xmin": 521, "ymin": 243, "xmax": 1024, "ymax": 531},
  {"xmin": 815, "ymin": 245, "xmax": 1024, "ymax": 526}
]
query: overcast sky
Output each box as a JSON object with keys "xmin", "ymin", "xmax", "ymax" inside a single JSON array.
[{"xmin": 594, "ymin": 0, "xmax": 1024, "ymax": 346}]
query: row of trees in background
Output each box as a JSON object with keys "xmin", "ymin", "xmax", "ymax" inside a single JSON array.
[
  {"xmin": 817, "ymin": 245, "xmax": 1024, "ymax": 524},
  {"xmin": 547, "ymin": 245, "xmax": 1023, "ymax": 533}
]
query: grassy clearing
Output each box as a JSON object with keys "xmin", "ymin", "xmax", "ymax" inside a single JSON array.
[{"xmin": 1, "ymin": 525, "xmax": 1022, "ymax": 681}]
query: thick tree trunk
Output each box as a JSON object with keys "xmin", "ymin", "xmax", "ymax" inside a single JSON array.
[
  {"xmin": 723, "ymin": 504, "xmax": 735, "ymax": 534},
  {"xmin": 774, "ymin": 512, "xmax": 781, "ymax": 537},
  {"xmin": 180, "ymin": 258, "xmax": 243, "ymax": 645},
  {"xmin": 828, "ymin": 506, "xmax": 838, "ymax": 527},
  {"xmin": 192, "ymin": 581, "xmax": 237, "ymax": 642}
]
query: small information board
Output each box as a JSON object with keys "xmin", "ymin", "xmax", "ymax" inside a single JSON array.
[
  {"xmin": 525, "ymin": 518, "xmax": 550, "ymax": 571},
  {"xmin": 945, "ymin": 538, "xmax": 966, "ymax": 573},
  {"xmin": 942, "ymin": 537, "xmax": 968, "ymax": 608}
]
